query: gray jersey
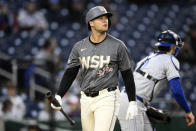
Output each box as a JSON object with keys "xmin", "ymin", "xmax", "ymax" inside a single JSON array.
[
  {"xmin": 66, "ymin": 34, "xmax": 134, "ymax": 92},
  {"xmin": 134, "ymin": 52, "xmax": 180, "ymax": 102}
]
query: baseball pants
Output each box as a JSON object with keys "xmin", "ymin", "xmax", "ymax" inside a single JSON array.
[
  {"xmin": 118, "ymin": 90, "xmax": 153, "ymax": 131},
  {"xmin": 80, "ymin": 88, "xmax": 121, "ymax": 131}
]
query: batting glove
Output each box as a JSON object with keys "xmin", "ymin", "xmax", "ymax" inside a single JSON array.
[
  {"xmin": 51, "ymin": 95, "xmax": 62, "ymax": 111},
  {"xmin": 126, "ymin": 101, "xmax": 138, "ymax": 120}
]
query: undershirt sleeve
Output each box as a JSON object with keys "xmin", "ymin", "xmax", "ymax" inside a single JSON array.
[
  {"xmin": 121, "ymin": 68, "xmax": 136, "ymax": 101},
  {"xmin": 57, "ymin": 66, "xmax": 80, "ymax": 97}
]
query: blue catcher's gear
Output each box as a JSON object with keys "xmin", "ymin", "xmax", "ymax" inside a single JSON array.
[{"xmin": 155, "ymin": 30, "xmax": 184, "ymax": 56}]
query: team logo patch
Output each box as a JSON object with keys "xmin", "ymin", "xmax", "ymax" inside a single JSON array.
[{"xmin": 98, "ymin": 6, "xmax": 107, "ymax": 12}]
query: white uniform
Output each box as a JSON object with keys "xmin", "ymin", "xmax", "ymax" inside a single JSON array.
[{"xmin": 118, "ymin": 52, "xmax": 180, "ymax": 131}]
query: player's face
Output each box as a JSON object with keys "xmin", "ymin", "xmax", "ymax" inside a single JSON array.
[{"xmin": 90, "ymin": 15, "xmax": 109, "ymax": 32}]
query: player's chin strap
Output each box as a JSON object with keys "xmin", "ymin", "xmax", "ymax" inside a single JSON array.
[{"xmin": 135, "ymin": 53, "xmax": 165, "ymax": 102}]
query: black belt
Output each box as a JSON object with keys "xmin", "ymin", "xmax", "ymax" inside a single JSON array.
[
  {"xmin": 84, "ymin": 87, "xmax": 117, "ymax": 97},
  {"xmin": 136, "ymin": 69, "xmax": 159, "ymax": 84}
]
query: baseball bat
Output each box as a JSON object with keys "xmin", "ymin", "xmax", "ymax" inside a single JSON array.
[{"xmin": 46, "ymin": 91, "xmax": 75, "ymax": 126}]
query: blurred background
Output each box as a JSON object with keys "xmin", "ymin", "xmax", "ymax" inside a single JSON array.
[{"xmin": 0, "ymin": 0, "xmax": 196, "ymax": 131}]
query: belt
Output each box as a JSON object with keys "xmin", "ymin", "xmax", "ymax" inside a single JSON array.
[
  {"xmin": 136, "ymin": 95, "xmax": 144, "ymax": 103},
  {"xmin": 136, "ymin": 95, "xmax": 148, "ymax": 106},
  {"xmin": 84, "ymin": 87, "xmax": 117, "ymax": 97},
  {"xmin": 136, "ymin": 69, "xmax": 159, "ymax": 84}
]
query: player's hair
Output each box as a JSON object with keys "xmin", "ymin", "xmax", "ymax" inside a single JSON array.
[{"xmin": 156, "ymin": 46, "xmax": 171, "ymax": 53}]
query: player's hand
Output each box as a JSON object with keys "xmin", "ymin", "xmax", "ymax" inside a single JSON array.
[
  {"xmin": 185, "ymin": 112, "xmax": 195, "ymax": 127},
  {"xmin": 51, "ymin": 95, "xmax": 62, "ymax": 111},
  {"xmin": 126, "ymin": 101, "xmax": 138, "ymax": 120}
]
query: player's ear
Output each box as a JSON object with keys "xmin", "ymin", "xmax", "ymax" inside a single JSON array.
[{"xmin": 89, "ymin": 21, "xmax": 94, "ymax": 27}]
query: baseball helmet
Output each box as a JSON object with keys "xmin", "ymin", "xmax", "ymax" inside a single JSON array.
[
  {"xmin": 85, "ymin": 6, "xmax": 112, "ymax": 30},
  {"xmin": 155, "ymin": 30, "xmax": 184, "ymax": 56}
]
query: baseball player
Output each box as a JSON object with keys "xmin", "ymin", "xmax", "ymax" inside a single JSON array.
[
  {"xmin": 118, "ymin": 30, "xmax": 195, "ymax": 131},
  {"xmin": 50, "ymin": 6, "xmax": 138, "ymax": 131}
]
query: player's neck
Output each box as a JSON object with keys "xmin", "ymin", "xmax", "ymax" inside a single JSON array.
[
  {"xmin": 90, "ymin": 31, "xmax": 107, "ymax": 44},
  {"xmin": 167, "ymin": 46, "xmax": 176, "ymax": 55}
]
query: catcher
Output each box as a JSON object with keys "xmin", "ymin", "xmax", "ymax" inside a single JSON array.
[{"xmin": 118, "ymin": 30, "xmax": 195, "ymax": 131}]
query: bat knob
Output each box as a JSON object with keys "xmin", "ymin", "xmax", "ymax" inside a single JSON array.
[
  {"xmin": 46, "ymin": 91, "xmax": 52, "ymax": 98},
  {"xmin": 71, "ymin": 120, "xmax": 76, "ymax": 126}
]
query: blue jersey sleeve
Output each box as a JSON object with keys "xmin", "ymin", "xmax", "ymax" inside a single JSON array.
[{"xmin": 169, "ymin": 77, "xmax": 191, "ymax": 113}]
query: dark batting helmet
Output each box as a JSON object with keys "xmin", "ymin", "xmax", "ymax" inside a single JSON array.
[
  {"xmin": 155, "ymin": 30, "xmax": 184, "ymax": 56},
  {"xmin": 85, "ymin": 6, "xmax": 112, "ymax": 30}
]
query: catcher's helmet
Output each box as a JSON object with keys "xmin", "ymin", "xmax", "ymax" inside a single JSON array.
[
  {"xmin": 85, "ymin": 6, "xmax": 112, "ymax": 30},
  {"xmin": 155, "ymin": 30, "xmax": 184, "ymax": 56}
]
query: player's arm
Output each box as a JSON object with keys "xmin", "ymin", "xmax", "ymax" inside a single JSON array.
[
  {"xmin": 121, "ymin": 68, "xmax": 136, "ymax": 101},
  {"xmin": 118, "ymin": 42, "xmax": 137, "ymax": 120},
  {"xmin": 51, "ymin": 44, "xmax": 80, "ymax": 110},
  {"xmin": 57, "ymin": 43, "xmax": 80, "ymax": 97},
  {"xmin": 57, "ymin": 65, "xmax": 80, "ymax": 97},
  {"xmin": 51, "ymin": 66, "xmax": 79, "ymax": 110},
  {"xmin": 121, "ymin": 68, "xmax": 138, "ymax": 120},
  {"xmin": 117, "ymin": 43, "xmax": 136, "ymax": 101},
  {"xmin": 169, "ymin": 77, "xmax": 195, "ymax": 126}
]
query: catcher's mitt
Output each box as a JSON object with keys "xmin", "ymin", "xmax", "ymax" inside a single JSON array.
[{"xmin": 146, "ymin": 106, "xmax": 171, "ymax": 124}]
